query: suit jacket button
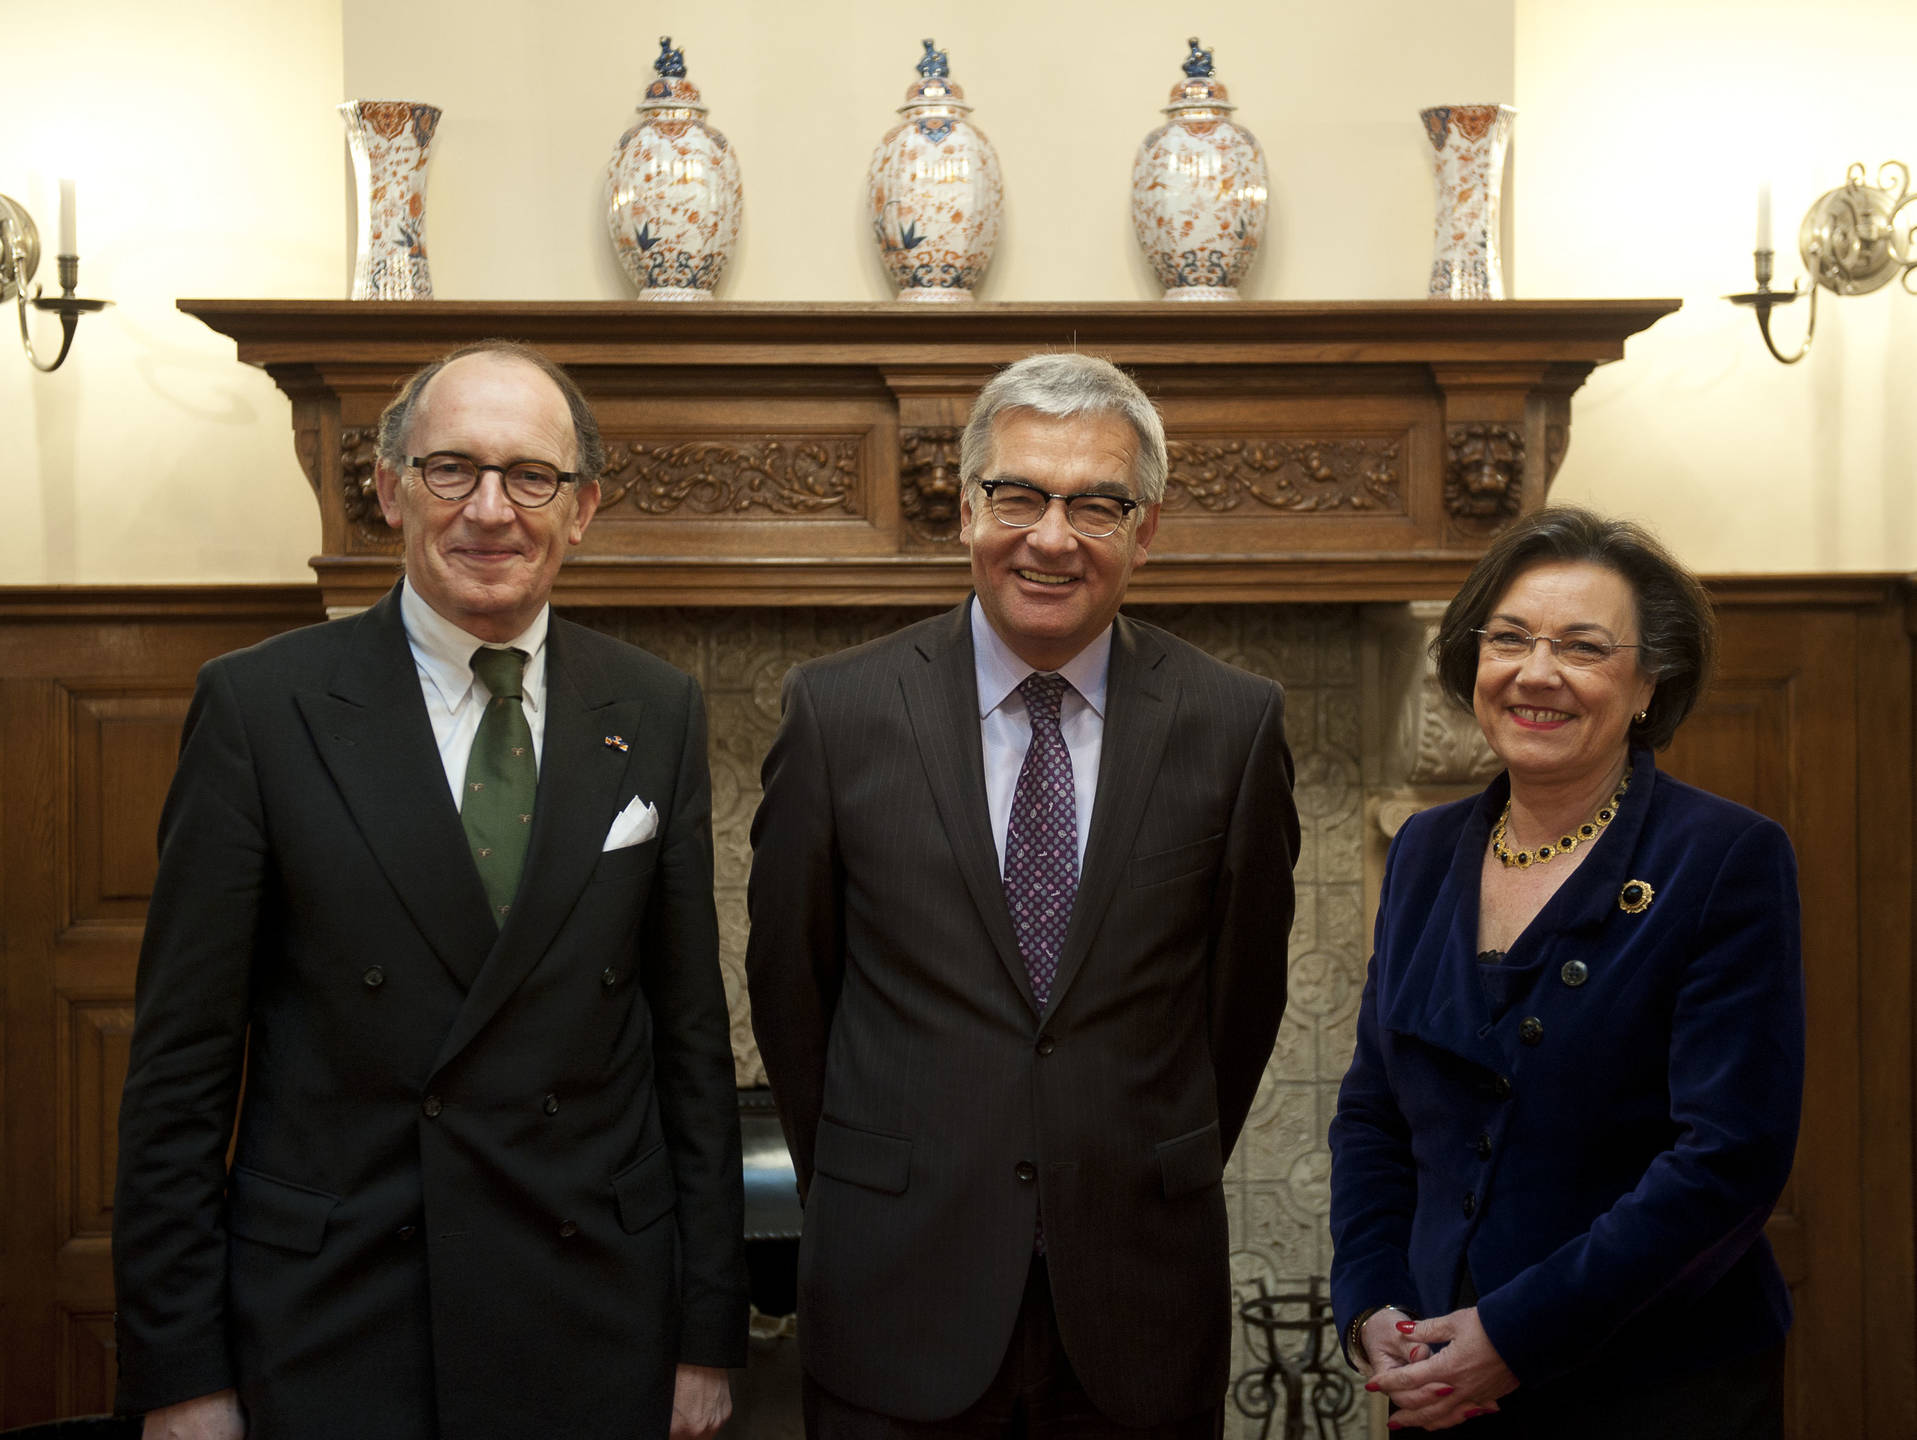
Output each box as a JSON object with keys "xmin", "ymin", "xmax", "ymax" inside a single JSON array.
[
  {"xmin": 1462, "ymin": 1191, "xmax": 1477, "ymax": 1218},
  {"xmin": 1561, "ymin": 959, "xmax": 1590, "ymax": 987},
  {"xmin": 1518, "ymin": 1016, "xmax": 1544, "ymax": 1045},
  {"xmin": 601, "ymin": 968, "xmax": 618, "ymax": 988},
  {"xmin": 363, "ymin": 966, "xmax": 385, "ymax": 988},
  {"xmin": 395, "ymin": 1224, "xmax": 418, "ymax": 1241},
  {"xmin": 1035, "ymin": 1035, "xmax": 1057, "ymax": 1056},
  {"xmin": 422, "ymin": 1095, "xmax": 442, "ymax": 1118},
  {"xmin": 543, "ymin": 1093, "xmax": 560, "ymax": 1115},
  {"xmin": 1475, "ymin": 1132, "xmax": 1492, "ymax": 1159},
  {"xmin": 1014, "ymin": 1161, "xmax": 1037, "ymax": 1182},
  {"xmin": 1491, "ymin": 1075, "xmax": 1512, "ymax": 1100},
  {"xmin": 558, "ymin": 1220, "xmax": 579, "ymax": 1239}
]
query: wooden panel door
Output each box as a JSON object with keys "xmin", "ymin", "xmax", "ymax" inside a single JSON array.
[
  {"xmin": 1660, "ymin": 594, "xmax": 1915, "ymax": 1440},
  {"xmin": 0, "ymin": 591, "xmax": 320, "ymax": 1426}
]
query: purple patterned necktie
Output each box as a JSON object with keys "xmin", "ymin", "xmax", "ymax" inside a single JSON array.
[{"xmin": 1003, "ymin": 672, "xmax": 1079, "ymax": 1010}]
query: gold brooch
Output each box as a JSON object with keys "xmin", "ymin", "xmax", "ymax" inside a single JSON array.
[
  {"xmin": 1618, "ymin": 879, "xmax": 1654, "ymax": 914},
  {"xmin": 604, "ymin": 735, "xmax": 629, "ymax": 752}
]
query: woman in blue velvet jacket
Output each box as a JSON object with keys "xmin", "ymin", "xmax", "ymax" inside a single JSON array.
[{"xmin": 1329, "ymin": 508, "xmax": 1804, "ymax": 1438}]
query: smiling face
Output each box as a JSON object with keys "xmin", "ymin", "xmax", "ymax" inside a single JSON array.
[
  {"xmin": 374, "ymin": 353, "xmax": 600, "ymax": 643},
  {"xmin": 1472, "ymin": 559, "xmax": 1657, "ymax": 790},
  {"xmin": 960, "ymin": 408, "xmax": 1160, "ymax": 672}
]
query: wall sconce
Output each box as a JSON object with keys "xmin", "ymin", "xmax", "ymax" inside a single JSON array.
[
  {"xmin": 1728, "ymin": 162, "xmax": 1916, "ymax": 365},
  {"xmin": 0, "ymin": 187, "xmax": 112, "ymax": 373}
]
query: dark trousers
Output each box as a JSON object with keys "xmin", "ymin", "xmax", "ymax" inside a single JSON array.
[
  {"xmin": 804, "ymin": 1257, "xmax": 1223, "ymax": 1440},
  {"xmin": 1457, "ymin": 1343, "xmax": 1785, "ymax": 1440}
]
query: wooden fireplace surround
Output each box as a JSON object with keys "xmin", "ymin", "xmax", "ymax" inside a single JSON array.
[{"xmin": 180, "ymin": 299, "xmax": 1679, "ymax": 614}]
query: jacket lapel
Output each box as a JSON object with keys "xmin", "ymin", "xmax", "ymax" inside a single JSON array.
[
  {"xmin": 431, "ymin": 620, "xmax": 641, "ymax": 1073},
  {"xmin": 1377, "ymin": 781, "xmax": 1505, "ymax": 1070},
  {"xmin": 898, "ymin": 601, "xmax": 1031, "ymax": 1004},
  {"xmin": 294, "ymin": 585, "xmax": 498, "ymax": 990},
  {"xmin": 1047, "ymin": 615, "xmax": 1173, "ymax": 1015}
]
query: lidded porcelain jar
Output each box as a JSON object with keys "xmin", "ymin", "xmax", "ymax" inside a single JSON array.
[
  {"xmin": 1131, "ymin": 38, "xmax": 1269, "ymax": 301},
  {"xmin": 865, "ymin": 39, "xmax": 1002, "ymax": 302},
  {"xmin": 605, "ymin": 36, "xmax": 742, "ymax": 301}
]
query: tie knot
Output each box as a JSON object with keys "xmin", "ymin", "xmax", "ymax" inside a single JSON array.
[
  {"xmin": 1017, "ymin": 671, "xmax": 1070, "ymax": 725},
  {"xmin": 472, "ymin": 646, "xmax": 529, "ymax": 702}
]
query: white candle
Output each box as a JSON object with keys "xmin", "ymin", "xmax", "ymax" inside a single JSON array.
[
  {"xmin": 1756, "ymin": 181, "xmax": 1772, "ymax": 254},
  {"xmin": 58, "ymin": 179, "xmax": 76, "ymax": 254}
]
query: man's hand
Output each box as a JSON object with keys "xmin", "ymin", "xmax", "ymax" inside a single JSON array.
[
  {"xmin": 142, "ymin": 1389, "xmax": 244, "ymax": 1440},
  {"xmin": 669, "ymin": 1363, "xmax": 731, "ymax": 1439}
]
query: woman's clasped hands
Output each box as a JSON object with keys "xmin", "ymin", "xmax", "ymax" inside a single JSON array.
[{"xmin": 1360, "ymin": 1305, "xmax": 1518, "ymax": 1431}]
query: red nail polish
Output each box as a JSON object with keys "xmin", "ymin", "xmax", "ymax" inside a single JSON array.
[
  {"xmin": 1437, "ymin": 1387, "xmax": 1455, "ymax": 1397},
  {"xmin": 1396, "ymin": 1320, "xmax": 1417, "ymax": 1333},
  {"xmin": 1365, "ymin": 1381, "xmax": 1380, "ymax": 1392},
  {"xmin": 1463, "ymin": 1409, "xmax": 1485, "ymax": 1419}
]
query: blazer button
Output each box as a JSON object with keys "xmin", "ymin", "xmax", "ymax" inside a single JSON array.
[
  {"xmin": 558, "ymin": 1220, "xmax": 579, "ymax": 1239},
  {"xmin": 543, "ymin": 1093, "xmax": 560, "ymax": 1115},
  {"xmin": 1561, "ymin": 959, "xmax": 1590, "ymax": 987},
  {"xmin": 395, "ymin": 1224, "xmax": 418, "ymax": 1241},
  {"xmin": 421, "ymin": 1095, "xmax": 442, "ymax": 1118},
  {"xmin": 1014, "ymin": 1161, "xmax": 1037, "ymax": 1182},
  {"xmin": 1518, "ymin": 1016, "xmax": 1544, "ymax": 1046},
  {"xmin": 1462, "ymin": 1191, "xmax": 1477, "ymax": 1218},
  {"xmin": 1475, "ymin": 1132, "xmax": 1492, "ymax": 1160},
  {"xmin": 1491, "ymin": 1075, "xmax": 1512, "ymax": 1100},
  {"xmin": 601, "ymin": 968, "xmax": 618, "ymax": 988},
  {"xmin": 1035, "ymin": 1035, "xmax": 1057, "ymax": 1056},
  {"xmin": 362, "ymin": 966, "xmax": 385, "ymax": 988}
]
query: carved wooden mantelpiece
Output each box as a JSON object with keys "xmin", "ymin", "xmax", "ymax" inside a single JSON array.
[{"xmin": 182, "ymin": 299, "xmax": 1679, "ymax": 611}]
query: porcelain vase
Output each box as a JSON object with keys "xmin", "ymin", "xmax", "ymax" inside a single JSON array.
[
  {"xmin": 339, "ymin": 100, "xmax": 440, "ymax": 300},
  {"xmin": 1421, "ymin": 104, "xmax": 1515, "ymax": 300},
  {"xmin": 865, "ymin": 39, "xmax": 1001, "ymax": 303},
  {"xmin": 606, "ymin": 37, "xmax": 742, "ymax": 301},
  {"xmin": 1131, "ymin": 39, "xmax": 1268, "ymax": 301}
]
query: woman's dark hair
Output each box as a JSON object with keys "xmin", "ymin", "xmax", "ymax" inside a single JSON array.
[{"xmin": 1431, "ymin": 505, "xmax": 1716, "ymax": 750}]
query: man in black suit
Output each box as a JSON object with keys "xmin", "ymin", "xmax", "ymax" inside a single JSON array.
[
  {"xmin": 746, "ymin": 353, "xmax": 1300, "ymax": 1437},
  {"xmin": 113, "ymin": 342, "xmax": 747, "ymax": 1440}
]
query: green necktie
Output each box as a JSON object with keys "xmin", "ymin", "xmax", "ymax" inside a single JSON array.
[{"xmin": 463, "ymin": 646, "xmax": 536, "ymax": 927}]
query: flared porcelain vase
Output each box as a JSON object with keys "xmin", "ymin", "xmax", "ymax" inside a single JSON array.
[
  {"xmin": 606, "ymin": 37, "xmax": 742, "ymax": 301},
  {"xmin": 339, "ymin": 100, "xmax": 440, "ymax": 300},
  {"xmin": 1421, "ymin": 104, "xmax": 1515, "ymax": 300},
  {"xmin": 865, "ymin": 40, "xmax": 1002, "ymax": 303},
  {"xmin": 1131, "ymin": 39, "xmax": 1268, "ymax": 301}
]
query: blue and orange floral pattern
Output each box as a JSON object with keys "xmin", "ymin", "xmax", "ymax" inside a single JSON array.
[{"xmin": 605, "ymin": 43, "xmax": 742, "ymax": 302}]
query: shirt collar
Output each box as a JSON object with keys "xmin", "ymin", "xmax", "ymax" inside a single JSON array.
[
  {"xmin": 399, "ymin": 578, "xmax": 550, "ymax": 714},
  {"xmin": 969, "ymin": 595, "xmax": 1112, "ymax": 720}
]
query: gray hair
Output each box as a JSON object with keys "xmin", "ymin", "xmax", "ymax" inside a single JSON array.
[
  {"xmin": 375, "ymin": 339, "xmax": 607, "ymax": 483},
  {"xmin": 958, "ymin": 353, "xmax": 1168, "ymax": 504}
]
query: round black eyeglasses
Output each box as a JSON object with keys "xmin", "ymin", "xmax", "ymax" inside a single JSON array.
[{"xmin": 410, "ymin": 452, "xmax": 580, "ymax": 509}]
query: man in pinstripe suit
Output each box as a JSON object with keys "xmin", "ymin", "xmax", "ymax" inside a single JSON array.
[{"xmin": 747, "ymin": 353, "xmax": 1300, "ymax": 1438}]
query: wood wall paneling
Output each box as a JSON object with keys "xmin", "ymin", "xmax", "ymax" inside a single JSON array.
[{"xmin": 0, "ymin": 589, "xmax": 323, "ymax": 1426}]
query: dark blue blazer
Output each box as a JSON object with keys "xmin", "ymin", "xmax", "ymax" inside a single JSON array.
[{"xmin": 1328, "ymin": 749, "xmax": 1803, "ymax": 1388}]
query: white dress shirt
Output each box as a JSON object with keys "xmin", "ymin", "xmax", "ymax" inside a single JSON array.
[
  {"xmin": 399, "ymin": 578, "xmax": 551, "ymax": 811},
  {"xmin": 971, "ymin": 597, "xmax": 1111, "ymax": 874}
]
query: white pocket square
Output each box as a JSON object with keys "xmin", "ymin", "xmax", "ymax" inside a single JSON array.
[{"xmin": 603, "ymin": 796, "xmax": 660, "ymax": 851}]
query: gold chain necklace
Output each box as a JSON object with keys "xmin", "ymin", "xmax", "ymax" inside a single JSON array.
[{"xmin": 1491, "ymin": 767, "xmax": 1631, "ymax": 869}]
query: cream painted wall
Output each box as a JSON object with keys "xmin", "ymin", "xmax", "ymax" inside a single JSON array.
[
  {"xmin": 1516, "ymin": 0, "xmax": 1917, "ymax": 572},
  {"xmin": 6, "ymin": 1, "xmax": 1909, "ymax": 581},
  {"xmin": 0, "ymin": 0, "xmax": 343, "ymax": 585}
]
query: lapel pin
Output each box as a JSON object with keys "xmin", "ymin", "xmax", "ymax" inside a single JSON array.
[
  {"xmin": 1618, "ymin": 879, "xmax": 1654, "ymax": 914},
  {"xmin": 604, "ymin": 735, "xmax": 629, "ymax": 752}
]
